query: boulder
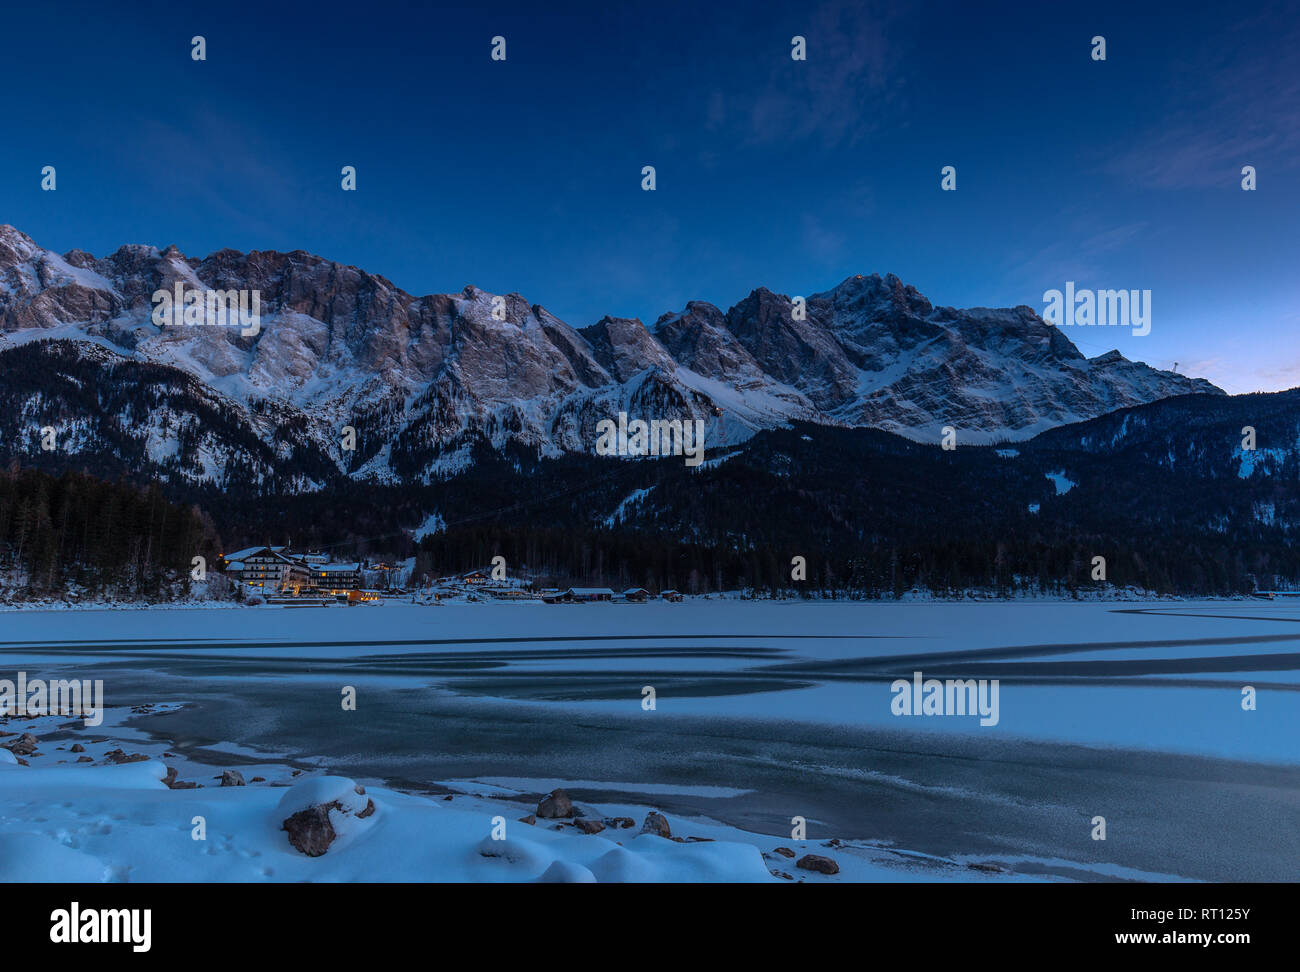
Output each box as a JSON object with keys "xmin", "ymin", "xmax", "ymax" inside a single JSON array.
[
  {"xmin": 640, "ymin": 811, "xmax": 672, "ymax": 838},
  {"xmin": 163, "ymin": 766, "xmax": 199, "ymax": 789},
  {"xmin": 220, "ymin": 769, "xmax": 246, "ymax": 787},
  {"xmin": 282, "ymin": 804, "xmax": 337, "ymax": 857},
  {"xmin": 773, "ymin": 846, "xmax": 796, "ymax": 858},
  {"xmin": 2, "ymin": 733, "xmax": 38, "ymax": 756},
  {"xmin": 573, "ymin": 818, "xmax": 606, "ymax": 835},
  {"xmin": 278, "ymin": 777, "xmax": 376, "ymax": 857},
  {"xmin": 103, "ymin": 748, "xmax": 148, "ymax": 764},
  {"xmin": 795, "ymin": 854, "xmax": 839, "ymax": 875},
  {"xmin": 536, "ymin": 788, "xmax": 575, "ymax": 819}
]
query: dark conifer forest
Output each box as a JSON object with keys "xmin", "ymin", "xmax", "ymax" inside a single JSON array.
[{"xmin": 0, "ymin": 465, "xmax": 221, "ymax": 600}]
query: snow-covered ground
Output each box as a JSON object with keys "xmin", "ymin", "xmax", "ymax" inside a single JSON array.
[
  {"xmin": 0, "ymin": 701, "xmax": 1043, "ymax": 883},
  {"xmin": 2, "ymin": 755, "xmax": 1056, "ymax": 883},
  {"xmin": 1, "ymin": 599, "xmax": 1295, "ymax": 881}
]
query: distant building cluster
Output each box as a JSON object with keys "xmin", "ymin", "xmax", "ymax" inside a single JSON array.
[
  {"xmin": 220, "ymin": 550, "xmax": 687, "ymax": 606},
  {"xmin": 539, "ymin": 587, "xmax": 683, "ymax": 604},
  {"xmin": 219, "ymin": 546, "xmax": 364, "ymax": 596}
]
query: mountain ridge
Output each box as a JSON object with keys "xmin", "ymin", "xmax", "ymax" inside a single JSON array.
[{"xmin": 0, "ymin": 224, "xmax": 1222, "ymax": 490}]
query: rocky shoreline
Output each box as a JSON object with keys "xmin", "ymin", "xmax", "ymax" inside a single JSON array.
[{"xmin": 0, "ymin": 699, "xmax": 1013, "ymax": 883}]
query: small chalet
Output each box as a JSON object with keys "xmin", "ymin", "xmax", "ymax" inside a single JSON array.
[
  {"xmin": 660, "ymin": 589, "xmax": 684, "ymax": 602},
  {"xmin": 546, "ymin": 587, "xmax": 617, "ymax": 603},
  {"xmin": 622, "ymin": 588, "xmax": 651, "ymax": 602}
]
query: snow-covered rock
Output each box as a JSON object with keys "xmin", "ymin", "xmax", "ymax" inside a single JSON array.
[{"xmin": 278, "ymin": 776, "xmax": 376, "ymax": 857}]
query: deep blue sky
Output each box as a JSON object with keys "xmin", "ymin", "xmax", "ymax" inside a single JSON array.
[{"xmin": 3, "ymin": 0, "xmax": 1297, "ymax": 392}]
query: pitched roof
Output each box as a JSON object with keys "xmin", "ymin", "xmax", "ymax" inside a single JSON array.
[{"xmin": 223, "ymin": 545, "xmax": 272, "ymax": 562}]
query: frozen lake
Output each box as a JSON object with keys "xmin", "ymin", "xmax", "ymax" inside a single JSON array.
[{"xmin": 3, "ymin": 599, "xmax": 1297, "ymax": 880}]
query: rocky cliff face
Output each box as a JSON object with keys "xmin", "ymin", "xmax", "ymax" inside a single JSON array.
[{"xmin": 0, "ymin": 224, "xmax": 1221, "ymax": 488}]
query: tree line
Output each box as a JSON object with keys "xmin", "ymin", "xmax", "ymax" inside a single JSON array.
[{"xmin": 0, "ymin": 464, "xmax": 222, "ymax": 600}]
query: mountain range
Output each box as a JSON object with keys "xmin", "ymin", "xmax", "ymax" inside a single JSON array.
[{"xmin": 0, "ymin": 225, "xmax": 1220, "ymax": 492}]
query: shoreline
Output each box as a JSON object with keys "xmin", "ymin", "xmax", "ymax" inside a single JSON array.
[
  {"xmin": 0, "ymin": 698, "xmax": 1201, "ymax": 883},
  {"xmin": 8, "ymin": 688, "xmax": 1297, "ymax": 882},
  {"xmin": 0, "ymin": 589, "xmax": 1269, "ymax": 614}
]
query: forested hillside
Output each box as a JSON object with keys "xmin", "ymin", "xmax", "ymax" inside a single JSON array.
[{"xmin": 0, "ymin": 465, "xmax": 222, "ymax": 601}]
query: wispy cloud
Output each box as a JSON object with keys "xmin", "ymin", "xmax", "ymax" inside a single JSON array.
[
  {"xmin": 1105, "ymin": 11, "xmax": 1300, "ymax": 190},
  {"xmin": 999, "ymin": 210, "xmax": 1150, "ymax": 298},
  {"xmin": 706, "ymin": 0, "xmax": 908, "ymax": 148}
]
